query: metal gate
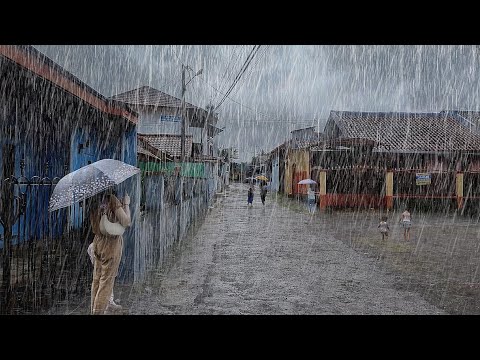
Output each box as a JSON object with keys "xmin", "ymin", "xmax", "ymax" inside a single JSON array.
[{"xmin": 0, "ymin": 162, "xmax": 91, "ymax": 314}]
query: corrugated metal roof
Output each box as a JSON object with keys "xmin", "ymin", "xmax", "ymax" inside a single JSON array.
[
  {"xmin": 442, "ymin": 110, "xmax": 480, "ymax": 131},
  {"xmin": 111, "ymin": 86, "xmax": 221, "ymax": 128},
  {"xmin": 137, "ymin": 142, "xmax": 162, "ymax": 161},
  {"xmin": 138, "ymin": 133, "xmax": 193, "ymax": 158},
  {"xmin": 329, "ymin": 111, "xmax": 480, "ymax": 151},
  {"xmin": 111, "ymin": 85, "xmax": 199, "ymax": 109},
  {"xmin": 447, "ymin": 110, "xmax": 480, "ymax": 123}
]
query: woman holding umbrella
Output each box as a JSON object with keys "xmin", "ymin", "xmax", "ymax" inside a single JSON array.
[
  {"xmin": 307, "ymin": 186, "xmax": 316, "ymax": 213},
  {"xmin": 298, "ymin": 179, "xmax": 317, "ymax": 213},
  {"xmin": 48, "ymin": 159, "xmax": 139, "ymax": 315},
  {"xmin": 89, "ymin": 189, "xmax": 131, "ymax": 315}
]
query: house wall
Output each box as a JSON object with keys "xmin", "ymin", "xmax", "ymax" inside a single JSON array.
[
  {"xmin": 204, "ymin": 162, "xmax": 217, "ymax": 206},
  {"xmin": 279, "ymin": 149, "xmax": 285, "ymax": 193},
  {"xmin": 201, "ymin": 127, "xmax": 209, "ymax": 155},
  {"xmin": 136, "ymin": 106, "xmax": 182, "ymax": 135},
  {"xmin": 68, "ymin": 111, "xmax": 137, "ymax": 231},
  {"xmin": 285, "ymin": 149, "xmax": 310, "ymax": 195},
  {"xmin": 291, "ymin": 127, "xmax": 316, "ymax": 148},
  {"xmin": 67, "ymin": 114, "xmax": 139, "ymax": 281},
  {"xmin": 0, "ymin": 60, "xmax": 75, "ymax": 243},
  {"xmin": 0, "ymin": 56, "xmax": 139, "ymax": 281},
  {"xmin": 271, "ymin": 153, "xmax": 280, "ymax": 192},
  {"xmin": 135, "ymin": 106, "xmax": 208, "ymax": 155},
  {"xmin": 468, "ymin": 159, "xmax": 480, "ymax": 172}
]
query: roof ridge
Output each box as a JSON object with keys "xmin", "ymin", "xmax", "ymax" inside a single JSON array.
[
  {"xmin": 335, "ymin": 110, "xmax": 442, "ymax": 116},
  {"xmin": 110, "ymin": 85, "xmax": 202, "ymax": 110},
  {"xmin": 111, "ymin": 85, "xmax": 156, "ymax": 98}
]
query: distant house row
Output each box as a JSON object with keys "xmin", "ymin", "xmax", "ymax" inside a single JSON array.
[{"xmin": 262, "ymin": 110, "xmax": 480, "ymax": 214}]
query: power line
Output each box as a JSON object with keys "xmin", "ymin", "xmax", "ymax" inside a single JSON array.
[
  {"xmin": 228, "ymin": 45, "xmax": 270, "ymax": 100},
  {"xmin": 165, "ymin": 46, "xmax": 314, "ymax": 126},
  {"xmin": 219, "ymin": 45, "xmax": 260, "ymax": 106},
  {"xmin": 198, "ymin": 76, "xmax": 277, "ymax": 119},
  {"xmin": 214, "ymin": 45, "xmax": 244, "ymax": 104},
  {"xmin": 170, "ymin": 45, "xmax": 183, "ymax": 64},
  {"xmin": 164, "ymin": 46, "xmax": 265, "ymax": 114},
  {"xmin": 215, "ymin": 45, "xmax": 261, "ymax": 111},
  {"xmin": 198, "ymin": 74, "xmax": 323, "ymax": 126}
]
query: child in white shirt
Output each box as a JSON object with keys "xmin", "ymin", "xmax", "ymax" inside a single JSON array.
[{"xmin": 378, "ymin": 216, "xmax": 389, "ymax": 241}]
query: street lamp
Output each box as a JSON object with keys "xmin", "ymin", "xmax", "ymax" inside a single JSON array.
[{"xmin": 178, "ymin": 64, "xmax": 203, "ymax": 243}]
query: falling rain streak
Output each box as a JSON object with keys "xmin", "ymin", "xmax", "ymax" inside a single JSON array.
[{"xmin": 1, "ymin": 45, "xmax": 480, "ymax": 314}]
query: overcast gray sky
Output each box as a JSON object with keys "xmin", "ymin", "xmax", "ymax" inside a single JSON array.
[{"xmin": 34, "ymin": 45, "xmax": 480, "ymax": 161}]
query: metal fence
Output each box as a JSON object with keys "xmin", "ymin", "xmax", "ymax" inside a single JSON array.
[
  {"xmin": 135, "ymin": 174, "xmax": 211, "ymax": 282},
  {"xmin": 0, "ymin": 174, "xmax": 91, "ymax": 314},
  {"xmin": 1, "ymin": 168, "xmax": 216, "ymax": 313}
]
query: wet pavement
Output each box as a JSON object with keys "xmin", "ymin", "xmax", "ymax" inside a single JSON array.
[{"xmin": 127, "ymin": 183, "xmax": 444, "ymax": 314}]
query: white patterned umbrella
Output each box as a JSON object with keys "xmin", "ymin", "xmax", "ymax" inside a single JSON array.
[
  {"xmin": 48, "ymin": 159, "xmax": 140, "ymax": 212},
  {"xmin": 297, "ymin": 179, "xmax": 317, "ymax": 185}
]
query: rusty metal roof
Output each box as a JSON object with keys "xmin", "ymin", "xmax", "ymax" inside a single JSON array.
[{"xmin": 328, "ymin": 110, "xmax": 480, "ymax": 151}]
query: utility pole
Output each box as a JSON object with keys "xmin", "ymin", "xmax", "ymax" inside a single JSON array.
[
  {"xmin": 180, "ymin": 64, "xmax": 187, "ymax": 166},
  {"xmin": 177, "ymin": 64, "xmax": 202, "ymax": 243},
  {"xmin": 177, "ymin": 64, "xmax": 186, "ymax": 243}
]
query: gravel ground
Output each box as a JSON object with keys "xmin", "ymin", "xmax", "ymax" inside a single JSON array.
[{"xmin": 125, "ymin": 183, "xmax": 444, "ymax": 315}]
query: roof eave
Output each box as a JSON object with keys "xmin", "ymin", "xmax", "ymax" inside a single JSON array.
[{"xmin": 0, "ymin": 45, "xmax": 138, "ymax": 124}]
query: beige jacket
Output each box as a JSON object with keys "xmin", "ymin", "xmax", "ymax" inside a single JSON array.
[{"xmin": 90, "ymin": 194, "xmax": 131, "ymax": 236}]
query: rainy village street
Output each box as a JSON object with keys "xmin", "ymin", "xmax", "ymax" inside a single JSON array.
[
  {"xmin": 122, "ymin": 183, "xmax": 445, "ymax": 315},
  {"xmin": 7, "ymin": 45, "xmax": 480, "ymax": 316}
]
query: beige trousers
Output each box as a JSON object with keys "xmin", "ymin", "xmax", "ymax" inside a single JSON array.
[{"xmin": 90, "ymin": 234, "xmax": 123, "ymax": 315}]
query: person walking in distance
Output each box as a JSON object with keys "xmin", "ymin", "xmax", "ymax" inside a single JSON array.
[
  {"xmin": 307, "ymin": 186, "xmax": 316, "ymax": 213},
  {"xmin": 400, "ymin": 207, "xmax": 412, "ymax": 241},
  {"xmin": 260, "ymin": 182, "xmax": 268, "ymax": 206},
  {"xmin": 247, "ymin": 186, "xmax": 254, "ymax": 207}
]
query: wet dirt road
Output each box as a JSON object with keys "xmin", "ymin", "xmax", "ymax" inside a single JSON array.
[{"xmin": 128, "ymin": 183, "xmax": 444, "ymax": 314}]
